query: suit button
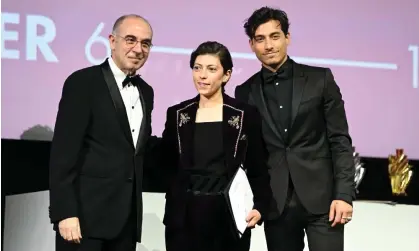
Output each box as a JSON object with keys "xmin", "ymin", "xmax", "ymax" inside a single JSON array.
[
  {"xmin": 286, "ymin": 147, "xmax": 290, "ymax": 152},
  {"xmin": 127, "ymin": 177, "xmax": 133, "ymax": 182}
]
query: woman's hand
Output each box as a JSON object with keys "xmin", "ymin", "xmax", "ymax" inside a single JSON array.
[{"xmin": 246, "ymin": 209, "xmax": 261, "ymax": 228}]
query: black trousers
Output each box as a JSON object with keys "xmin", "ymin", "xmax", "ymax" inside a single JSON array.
[
  {"xmin": 264, "ymin": 184, "xmax": 344, "ymax": 251},
  {"xmin": 56, "ymin": 184, "xmax": 137, "ymax": 251},
  {"xmin": 55, "ymin": 214, "xmax": 137, "ymax": 251},
  {"xmin": 165, "ymin": 193, "xmax": 251, "ymax": 251},
  {"xmin": 165, "ymin": 226, "xmax": 251, "ymax": 251}
]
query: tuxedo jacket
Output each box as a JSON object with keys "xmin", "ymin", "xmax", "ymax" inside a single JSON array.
[
  {"xmin": 158, "ymin": 93, "xmax": 272, "ymax": 228},
  {"xmin": 235, "ymin": 59, "xmax": 355, "ymax": 218},
  {"xmin": 49, "ymin": 59, "xmax": 154, "ymax": 242}
]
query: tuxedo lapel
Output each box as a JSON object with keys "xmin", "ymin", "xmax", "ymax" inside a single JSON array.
[
  {"xmin": 135, "ymin": 78, "xmax": 148, "ymax": 154},
  {"xmin": 290, "ymin": 63, "xmax": 307, "ymax": 129},
  {"xmin": 249, "ymin": 75, "xmax": 283, "ymax": 141},
  {"xmin": 176, "ymin": 100, "xmax": 198, "ymax": 168},
  {"xmin": 101, "ymin": 61, "xmax": 134, "ymax": 148}
]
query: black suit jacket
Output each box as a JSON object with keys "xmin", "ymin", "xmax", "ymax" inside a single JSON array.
[
  {"xmin": 49, "ymin": 59, "xmax": 154, "ymax": 241},
  {"xmin": 158, "ymin": 93, "xmax": 272, "ymax": 228},
  {"xmin": 235, "ymin": 59, "xmax": 355, "ymax": 218}
]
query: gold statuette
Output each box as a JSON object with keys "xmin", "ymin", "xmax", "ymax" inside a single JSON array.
[{"xmin": 388, "ymin": 149, "xmax": 414, "ymax": 196}]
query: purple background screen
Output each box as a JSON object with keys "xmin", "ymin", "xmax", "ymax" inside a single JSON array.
[{"xmin": 1, "ymin": 0, "xmax": 418, "ymax": 159}]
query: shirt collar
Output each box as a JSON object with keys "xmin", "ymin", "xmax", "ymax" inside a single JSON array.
[
  {"xmin": 261, "ymin": 55, "xmax": 293, "ymax": 81},
  {"xmin": 108, "ymin": 57, "xmax": 129, "ymax": 90}
]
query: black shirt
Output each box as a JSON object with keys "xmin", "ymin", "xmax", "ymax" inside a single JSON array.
[{"xmin": 261, "ymin": 56, "xmax": 293, "ymax": 142}]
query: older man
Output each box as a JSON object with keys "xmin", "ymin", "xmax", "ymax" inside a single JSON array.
[{"xmin": 49, "ymin": 14, "xmax": 155, "ymax": 251}]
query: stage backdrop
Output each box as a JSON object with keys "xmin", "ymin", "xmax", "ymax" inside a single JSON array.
[{"xmin": 2, "ymin": 0, "xmax": 418, "ymax": 158}]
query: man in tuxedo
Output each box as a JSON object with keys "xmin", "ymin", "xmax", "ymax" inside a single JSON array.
[
  {"xmin": 49, "ymin": 14, "xmax": 155, "ymax": 251},
  {"xmin": 235, "ymin": 7, "xmax": 355, "ymax": 251}
]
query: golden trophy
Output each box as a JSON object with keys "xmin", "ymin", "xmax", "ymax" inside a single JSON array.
[{"xmin": 388, "ymin": 149, "xmax": 414, "ymax": 196}]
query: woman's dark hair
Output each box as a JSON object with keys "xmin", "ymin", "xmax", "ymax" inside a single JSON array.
[
  {"xmin": 243, "ymin": 7, "xmax": 290, "ymax": 39},
  {"xmin": 190, "ymin": 41, "xmax": 233, "ymax": 90}
]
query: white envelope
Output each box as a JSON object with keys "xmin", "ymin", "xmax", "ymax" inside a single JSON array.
[{"xmin": 226, "ymin": 167, "xmax": 254, "ymax": 237}]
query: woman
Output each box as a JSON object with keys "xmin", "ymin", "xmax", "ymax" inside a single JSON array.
[{"xmin": 160, "ymin": 41, "xmax": 272, "ymax": 251}]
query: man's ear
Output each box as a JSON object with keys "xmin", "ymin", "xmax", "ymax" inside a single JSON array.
[
  {"xmin": 249, "ymin": 39, "xmax": 256, "ymax": 53},
  {"xmin": 109, "ymin": 34, "xmax": 116, "ymax": 50},
  {"xmin": 285, "ymin": 32, "xmax": 291, "ymax": 46}
]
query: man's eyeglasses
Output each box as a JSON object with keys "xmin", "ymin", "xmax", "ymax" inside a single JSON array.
[{"xmin": 114, "ymin": 34, "xmax": 153, "ymax": 51}]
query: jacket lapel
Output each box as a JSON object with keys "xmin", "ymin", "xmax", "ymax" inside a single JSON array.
[
  {"xmin": 135, "ymin": 77, "xmax": 148, "ymax": 154},
  {"xmin": 101, "ymin": 60, "xmax": 134, "ymax": 148},
  {"xmin": 290, "ymin": 62, "xmax": 307, "ymax": 129},
  {"xmin": 222, "ymin": 95, "xmax": 249, "ymax": 178},
  {"xmin": 175, "ymin": 95, "xmax": 246, "ymax": 171},
  {"xmin": 222, "ymin": 96, "xmax": 244, "ymax": 160},
  {"xmin": 176, "ymin": 99, "xmax": 198, "ymax": 168},
  {"xmin": 249, "ymin": 74, "xmax": 283, "ymax": 141}
]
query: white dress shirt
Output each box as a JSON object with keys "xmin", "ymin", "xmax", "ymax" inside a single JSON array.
[{"xmin": 108, "ymin": 57, "xmax": 143, "ymax": 148}]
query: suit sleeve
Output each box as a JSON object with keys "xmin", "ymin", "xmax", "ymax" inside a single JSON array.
[
  {"xmin": 145, "ymin": 107, "xmax": 179, "ymax": 191},
  {"xmin": 245, "ymin": 106, "xmax": 272, "ymax": 222},
  {"xmin": 234, "ymin": 85, "xmax": 246, "ymax": 103},
  {"xmin": 143, "ymin": 85, "xmax": 165, "ymax": 188},
  {"xmin": 49, "ymin": 72, "xmax": 90, "ymax": 223},
  {"xmin": 160, "ymin": 107, "xmax": 179, "ymax": 178},
  {"xmin": 144, "ymin": 86, "xmax": 159, "ymax": 165},
  {"xmin": 323, "ymin": 68, "xmax": 356, "ymax": 205}
]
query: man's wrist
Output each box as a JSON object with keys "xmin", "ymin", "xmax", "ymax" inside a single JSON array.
[{"xmin": 335, "ymin": 193, "xmax": 353, "ymax": 206}]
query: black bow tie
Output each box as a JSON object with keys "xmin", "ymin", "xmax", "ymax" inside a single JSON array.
[
  {"xmin": 263, "ymin": 68, "xmax": 288, "ymax": 83},
  {"xmin": 122, "ymin": 75, "xmax": 140, "ymax": 88}
]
